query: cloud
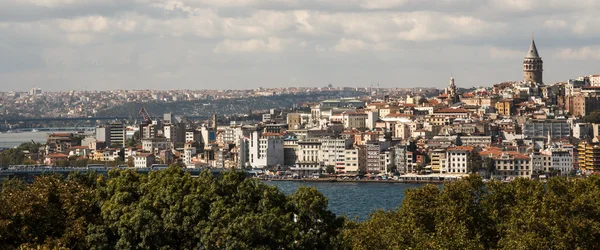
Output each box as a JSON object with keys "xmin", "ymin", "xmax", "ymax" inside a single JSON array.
[
  {"xmin": 0, "ymin": 0, "xmax": 599, "ymax": 90},
  {"xmin": 334, "ymin": 38, "xmax": 368, "ymax": 52},
  {"xmin": 544, "ymin": 19, "xmax": 567, "ymax": 29},
  {"xmin": 214, "ymin": 37, "xmax": 284, "ymax": 53},
  {"xmin": 555, "ymin": 47, "xmax": 600, "ymax": 60},
  {"xmin": 489, "ymin": 47, "xmax": 523, "ymax": 59}
]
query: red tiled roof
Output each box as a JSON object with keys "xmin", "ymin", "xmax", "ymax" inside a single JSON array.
[
  {"xmin": 448, "ymin": 146, "xmax": 474, "ymax": 152},
  {"xmin": 435, "ymin": 108, "xmax": 469, "ymax": 113}
]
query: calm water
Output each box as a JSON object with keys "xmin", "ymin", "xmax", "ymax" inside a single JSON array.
[
  {"xmin": 267, "ymin": 181, "xmax": 423, "ymax": 220},
  {"xmin": 0, "ymin": 131, "xmax": 94, "ymax": 148},
  {"xmin": 0, "ymin": 132, "xmax": 50, "ymax": 148}
]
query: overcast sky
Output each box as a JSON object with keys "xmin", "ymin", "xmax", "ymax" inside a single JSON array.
[{"xmin": 1, "ymin": 0, "xmax": 599, "ymax": 91}]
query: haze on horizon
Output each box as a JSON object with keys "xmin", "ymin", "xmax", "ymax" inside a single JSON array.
[{"xmin": 1, "ymin": 0, "xmax": 599, "ymax": 92}]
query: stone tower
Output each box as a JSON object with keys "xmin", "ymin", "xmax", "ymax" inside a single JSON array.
[
  {"xmin": 523, "ymin": 37, "xmax": 543, "ymax": 84},
  {"xmin": 445, "ymin": 76, "xmax": 458, "ymax": 104}
]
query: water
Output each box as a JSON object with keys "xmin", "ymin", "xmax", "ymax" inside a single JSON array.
[
  {"xmin": 0, "ymin": 131, "xmax": 92, "ymax": 148},
  {"xmin": 267, "ymin": 181, "xmax": 424, "ymax": 220},
  {"xmin": 0, "ymin": 132, "xmax": 50, "ymax": 148}
]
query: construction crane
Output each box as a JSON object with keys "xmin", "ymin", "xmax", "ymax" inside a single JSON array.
[{"xmin": 137, "ymin": 108, "xmax": 152, "ymax": 123}]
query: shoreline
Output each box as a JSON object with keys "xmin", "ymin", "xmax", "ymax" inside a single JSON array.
[{"xmin": 260, "ymin": 178, "xmax": 446, "ymax": 184}]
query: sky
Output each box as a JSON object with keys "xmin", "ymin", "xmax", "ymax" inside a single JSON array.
[{"xmin": 1, "ymin": 0, "xmax": 600, "ymax": 91}]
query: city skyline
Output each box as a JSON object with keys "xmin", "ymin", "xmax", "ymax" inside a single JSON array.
[{"xmin": 1, "ymin": 0, "xmax": 600, "ymax": 91}]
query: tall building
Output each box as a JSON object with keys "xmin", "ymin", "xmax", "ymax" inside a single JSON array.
[
  {"xmin": 523, "ymin": 37, "xmax": 543, "ymax": 84},
  {"xmin": 445, "ymin": 76, "xmax": 459, "ymax": 103},
  {"xmin": 107, "ymin": 122, "xmax": 126, "ymax": 146}
]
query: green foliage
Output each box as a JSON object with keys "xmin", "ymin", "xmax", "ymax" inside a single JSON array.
[
  {"xmin": 468, "ymin": 150, "xmax": 483, "ymax": 173},
  {"xmin": 581, "ymin": 110, "xmax": 600, "ymax": 122},
  {"xmin": 326, "ymin": 165, "xmax": 335, "ymax": 175},
  {"xmin": 1, "ymin": 167, "xmax": 346, "ymax": 250},
  {"xmin": 5, "ymin": 170, "xmax": 600, "ymax": 250},
  {"xmin": 347, "ymin": 175, "xmax": 600, "ymax": 250}
]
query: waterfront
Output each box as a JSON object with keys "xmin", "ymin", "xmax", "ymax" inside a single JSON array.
[
  {"xmin": 0, "ymin": 131, "xmax": 51, "ymax": 148},
  {"xmin": 0, "ymin": 131, "xmax": 93, "ymax": 148},
  {"xmin": 266, "ymin": 181, "xmax": 424, "ymax": 220}
]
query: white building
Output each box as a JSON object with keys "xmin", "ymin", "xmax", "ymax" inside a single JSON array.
[
  {"xmin": 343, "ymin": 148, "xmax": 361, "ymax": 174},
  {"xmin": 141, "ymin": 137, "xmax": 171, "ymax": 153},
  {"xmin": 134, "ymin": 153, "xmax": 155, "ymax": 168},
  {"xmin": 534, "ymin": 148, "xmax": 573, "ymax": 175},
  {"xmin": 185, "ymin": 130, "xmax": 202, "ymax": 143},
  {"xmin": 319, "ymin": 138, "xmax": 353, "ymax": 170},
  {"xmin": 491, "ymin": 153, "xmax": 532, "ymax": 179},
  {"xmin": 444, "ymin": 146, "xmax": 473, "ymax": 174},
  {"xmin": 343, "ymin": 112, "xmax": 367, "ymax": 129},
  {"xmin": 394, "ymin": 123, "xmax": 411, "ymax": 139},
  {"xmin": 365, "ymin": 111, "xmax": 379, "ymax": 130},
  {"xmin": 590, "ymin": 74, "xmax": 600, "ymax": 87},
  {"xmin": 292, "ymin": 139, "xmax": 322, "ymax": 177},
  {"xmin": 379, "ymin": 150, "xmax": 395, "ymax": 174},
  {"xmin": 573, "ymin": 123, "xmax": 592, "ymax": 139},
  {"xmin": 248, "ymin": 131, "xmax": 284, "ymax": 168},
  {"xmin": 549, "ymin": 149, "xmax": 573, "ymax": 175}
]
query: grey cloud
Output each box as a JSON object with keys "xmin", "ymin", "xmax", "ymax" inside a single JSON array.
[{"xmin": 0, "ymin": 0, "xmax": 600, "ymax": 91}]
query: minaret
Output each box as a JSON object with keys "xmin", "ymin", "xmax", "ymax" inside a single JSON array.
[{"xmin": 523, "ymin": 35, "xmax": 543, "ymax": 84}]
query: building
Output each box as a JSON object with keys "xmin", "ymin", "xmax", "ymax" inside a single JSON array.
[
  {"xmin": 429, "ymin": 149, "xmax": 446, "ymax": 173},
  {"xmin": 248, "ymin": 131, "xmax": 284, "ymax": 168},
  {"xmin": 46, "ymin": 133, "xmax": 78, "ymax": 154},
  {"xmin": 343, "ymin": 148, "xmax": 362, "ymax": 174},
  {"xmin": 523, "ymin": 119, "xmax": 571, "ymax": 139},
  {"xmin": 495, "ymin": 99, "xmax": 513, "ymax": 116},
  {"xmin": 287, "ymin": 113, "xmax": 302, "ymax": 129},
  {"xmin": 95, "ymin": 127, "xmax": 111, "ymax": 146},
  {"xmin": 578, "ymin": 141, "xmax": 600, "ymax": 172},
  {"xmin": 283, "ymin": 136, "xmax": 298, "ymax": 167},
  {"xmin": 366, "ymin": 141, "xmax": 383, "ymax": 173},
  {"xmin": 320, "ymin": 138, "xmax": 353, "ymax": 172},
  {"xmin": 134, "ymin": 153, "xmax": 156, "ymax": 168},
  {"xmin": 573, "ymin": 123, "xmax": 592, "ymax": 139},
  {"xmin": 141, "ymin": 137, "xmax": 171, "ymax": 153},
  {"xmin": 491, "ymin": 152, "xmax": 532, "ymax": 179},
  {"xmin": 292, "ymin": 139, "xmax": 322, "ymax": 177},
  {"xmin": 185, "ymin": 129, "xmax": 202, "ymax": 143},
  {"xmin": 549, "ymin": 149, "xmax": 573, "ymax": 175},
  {"xmin": 444, "ymin": 146, "xmax": 473, "ymax": 174},
  {"xmin": 29, "ymin": 87, "xmax": 42, "ymax": 96},
  {"xmin": 107, "ymin": 122, "xmax": 126, "ymax": 146},
  {"xmin": 523, "ymin": 37, "xmax": 543, "ymax": 84},
  {"xmin": 460, "ymin": 136, "xmax": 492, "ymax": 147},
  {"xmin": 445, "ymin": 76, "xmax": 459, "ymax": 104},
  {"xmin": 343, "ymin": 112, "xmax": 367, "ymax": 129},
  {"xmin": 433, "ymin": 108, "xmax": 470, "ymax": 119},
  {"xmin": 379, "ymin": 150, "xmax": 395, "ymax": 174}
]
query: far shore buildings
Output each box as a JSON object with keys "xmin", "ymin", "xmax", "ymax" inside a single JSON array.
[{"xmin": 24, "ymin": 36, "xmax": 600, "ymax": 180}]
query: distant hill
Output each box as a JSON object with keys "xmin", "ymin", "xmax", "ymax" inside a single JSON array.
[{"xmin": 95, "ymin": 91, "xmax": 367, "ymax": 118}]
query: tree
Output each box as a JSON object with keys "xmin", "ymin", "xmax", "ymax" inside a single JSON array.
[
  {"xmin": 581, "ymin": 110, "xmax": 600, "ymax": 122},
  {"xmin": 326, "ymin": 165, "xmax": 335, "ymax": 175},
  {"xmin": 126, "ymin": 156, "xmax": 134, "ymax": 168},
  {"xmin": 468, "ymin": 150, "xmax": 483, "ymax": 174}
]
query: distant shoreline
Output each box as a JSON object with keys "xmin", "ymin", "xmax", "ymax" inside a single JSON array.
[{"xmin": 261, "ymin": 178, "xmax": 445, "ymax": 184}]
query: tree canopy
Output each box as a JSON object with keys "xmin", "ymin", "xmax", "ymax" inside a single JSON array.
[
  {"xmin": 0, "ymin": 166, "xmax": 345, "ymax": 250},
  {"xmin": 2, "ymin": 170, "xmax": 600, "ymax": 249},
  {"xmin": 581, "ymin": 110, "xmax": 600, "ymax": 123}
]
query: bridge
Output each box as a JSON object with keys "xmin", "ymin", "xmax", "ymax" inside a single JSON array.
[{"xmin": 0, "ymin": 167, "xmax": 239, "ymax": 183}]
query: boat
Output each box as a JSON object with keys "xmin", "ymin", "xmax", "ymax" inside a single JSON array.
[{"xmin": 31, "ymin": 129, "xmax": 39, "ymax": 132}]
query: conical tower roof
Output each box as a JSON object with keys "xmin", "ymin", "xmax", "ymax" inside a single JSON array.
[{"xmin": 525, "ymin": 39, "xmax": 540, "ymax": 58}]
